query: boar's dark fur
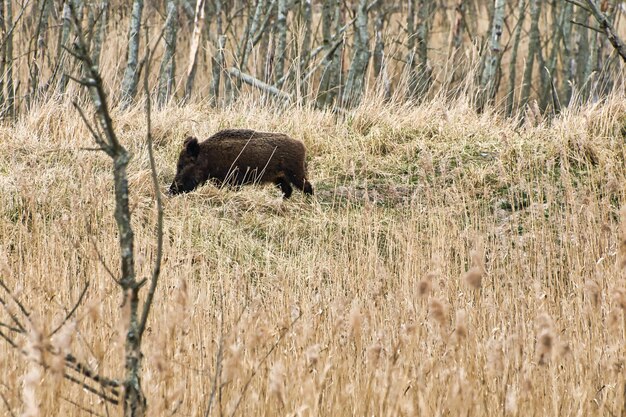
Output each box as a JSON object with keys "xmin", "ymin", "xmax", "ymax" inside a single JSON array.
[{"xmin": 169, "ymin": 129, "xmax": 314, "ymax": 198}]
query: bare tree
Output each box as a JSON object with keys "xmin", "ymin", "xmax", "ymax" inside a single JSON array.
[
  {"xmin": 157, "ymin": 0, "xmax": 179, "ymax": 107},
  {"xmin": 342, "ymin": 0, "xmax": 370, "ymax": 107},
  {"xmin": 506, "ymin": 0, "xmax": 526, "ymax": 116},
  {"xmin": 91, "ymin": 0, "xmax": 109, "ymax": 71},
  {"xmin": 185, "ymin": 0, "xmax": 206, "ymax": 102},
  {"xmin": 66, "ymin": 3, "xmax": 164, "ymax": 415},
  {"xmin": 479, "ymin": 0, "xmax": 505, "ymax": 111},
  {"xmin": 520, "ymin": 0, "xmax": 541, "ymax": 110},
  {"xmin": 26, "ymin": 0, "xmax": 51, "ymax": 107},
  {"xmin": 5, "ymin": 0, "xmax": 14, "ymax": 118},
  {"xmin": 120, "ymin": 0, "xmax": 144, "ymax": 108},
  {"xmin": 407, "ymin": 0, "xmax": 432, "ymax": 101},
  {"xmin": 274, "ymin": 0, "xmax": 288, "ymax": 88},
  {"xmin": 209, "ymin": 0, "xmax": 225, "ymax": 106}
]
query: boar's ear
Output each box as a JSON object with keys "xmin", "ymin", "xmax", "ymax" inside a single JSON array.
[{"xmin": 184, "ymin": 136, "xmax": 200, "ymax": 158}]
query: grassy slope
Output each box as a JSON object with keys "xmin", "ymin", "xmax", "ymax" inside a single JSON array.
[{"xmin": 0, "ymin": 97, "xmax": 625, "ymax": 416}]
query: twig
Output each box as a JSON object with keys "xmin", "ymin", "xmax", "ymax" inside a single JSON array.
[
  {"xmin": 0, "ymin": 390, "xmax": 16, "ymax": 417},
  {"xmin": 0, "ymin": 279, "xmax": 31, "ymax": 320},
  {"xmin": 137, "ymin": 31, "xmax": 164, "ymax": 343},
  {"xmin": 582, "ymin": 0, "xmax": 626, "ymax": 62},
  {"xmin": 0, "ymin": 322, "xmax": 22, "ymax": 333},
  {"xmin": 72, "ymin": 102, "xmax": 112, "ymax": 156},
  {"xmin": 229, "ymin": 312, "xmax": 302, "ymax": 417},
  {"xmin": 48, "ymin": 281, "xmax": 90, "ymax": 337},
  {"xmin": 63, "ymin": 373, "xmax": 119, "ymax": 405},
  {"xmin": 60, "ymin": 396, "xmax": 105, "ymax": 417},
  {"xmin": 0, "ymin": 297, "xmax": 26, "ymax": 333},
  {"xmin": 64, "ymin": 353, "xmax": 122, "ymax": 391},
  {"xmin": 570, "ymin": 19, "xmax": 604, "ymax": 33}
]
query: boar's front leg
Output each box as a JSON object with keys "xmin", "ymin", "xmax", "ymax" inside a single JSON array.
[{"xmin": 274, "ymin": 176, "xmax": 293, "ymax": 198}]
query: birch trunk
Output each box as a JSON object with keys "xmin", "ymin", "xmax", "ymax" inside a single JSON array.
[
  {"xmin": 91, "ymin": 0, "xmax": 109, "ymax": 71},
  {"xmin": 342, "ymin": 0, "xmax": 370, "ymax": 107},
  {"xmin": 56, "ymin": 1, "xmax": 73, "ymax": 94},
  {"xmin": 184, "ymin": 0, "xmax": 206, "ymax": 102},
  {"xmin": 157, "ymin": 0, "xmax": 179, "ymax": 107},
  {"xmin": 120, "ymin": 0, "xmax": 144, "ymax": 108},
  {"xmin": 506, "ymin": 0, "xmax": 526, "ymax": 116},
  {"xmin": 274, "ymin": 0, "xmax": 288, "ymax": 88},
  {"xmin": 520, "ymin": 0, "xmax": 541, "ymax": 109},
  {"xmin": 479, "ymin": 0, "xmax": 505, "ymax": 110}
]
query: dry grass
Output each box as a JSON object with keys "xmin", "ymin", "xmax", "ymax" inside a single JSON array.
[{"xmin": 0, "ymin": 94, "xmax": 626, "ymax": 416}]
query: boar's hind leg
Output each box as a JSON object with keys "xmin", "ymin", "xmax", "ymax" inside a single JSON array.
[{"xmin": 274, "ymin": 176, "xmax": 293, "ymax": 198}]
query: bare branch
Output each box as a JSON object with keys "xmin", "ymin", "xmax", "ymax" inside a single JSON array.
[
  {"xmin": 71, "ymin": 101, "xmax": 112, "ymax": 156},
  {"xmin": 49, "ymin": 281, "xmax": 90, "ymax": 337},
  {"xmin": 227, "ymin": 67, "xmax": 292, "ymax": 102},
  {"xmin": 138, "ymin": 38, "xmax": 164, "ymax": 343},
  {"xmin": 582, "ymin": 0, "xmax": 626, "ymax": 62},
  {"xmin": 63, "ymin": 373, "xmax": 119, "ymax": 405},
  {"xmin": 0, "ymin": 390, "xmax": 16, "ymax": 417},
  {"xmin": 570, "ymin": 19, "xmax": 604, "ymax": 33},
  {"xmin": 0, "ymin": 279, "xmax": 31, "ymax": 321},
  {"xmin": 60, "ymin": 396, "xmax": 105, "ymax": 417}
]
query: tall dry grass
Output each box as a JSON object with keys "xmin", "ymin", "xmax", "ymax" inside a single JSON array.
[{"xmin": 0, "ymin": 93, "xmax": 625, "ymax": 416}]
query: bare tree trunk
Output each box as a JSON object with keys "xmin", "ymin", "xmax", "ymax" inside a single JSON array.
[
  {"xmin": 298, "ymin": 0, "xmax": 312, "ymax": 97},
  {"xmin": 479, "ymin": 0, "xmax": 505, "ymax": 110},
  {"xmin": 120, "ymin": 0, "xmax": 144, "ymax": 108},
  {"xmin": 244, "ymin": 0, "xmax": 266, "ymax": 73},
  {"xmin": 561, "ymin": 2, "xmax": 574, "ymax": 104},
  {"xmin": 91, "ymin": 0, "xmax": 109, "ymax": 71},
  {"xmin": 520, "ymin": 0, "xmax": 541, "ymax": 109},
  {"xmin": 316, "ymin": 0, "xmax": 341, "ymax": 108},
  {"xmin": 342, "ymin": 0, "xmax": 369, "ymax": 107},
  {"xmin": 184, "ymin": 0, "xmax": 206, "ymax": 102},
  {"xmin": 540, "ymin": 2, "xmax": 565, "ymax": 111},
  {"xmin": 209, "ymin": 0, "xmax": 224, "ymax": 106},
  {"xmin": 56, "ymin": 1, "xmax": 73, "ymax": 95},
  {"xmin": 449, "ymin": 0, "xmax": 465, "ymax": 55},
  {"xmin": 5, "ymin": 0, "xmax": 14, "ymax": 118},
  {"xmin": 506, "ymin": 0, "xmax": 526, "ymax": 116},
  {"xmin": 274, "ymin": 0, "xmax": 288, "ymax": 88},
  {"xmin": 157, "ymin": 0, "xmax": 179, "ymax": 107},
  {"xmin": 0, "ymin": 0, "xmax": 5, "ymax": 112},
  {"xmin": 27, "ymin": 0, "xmax": 51, "ymax": 107},
  {"xmin": 574, "ymin": 5, "xmax": 589, "ymax": 95},
  {"xmin": 372, "ymin": 3, "xmax": 384, "ymax": 79},
  {"xmin": 407, "ymin": 0, "xmax": 432, "ymax": 101}
]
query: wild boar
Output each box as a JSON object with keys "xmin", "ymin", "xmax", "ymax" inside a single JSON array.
[{"xmin": 169, "ymin": 129, "xmax": 314, "ymax": 198}]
